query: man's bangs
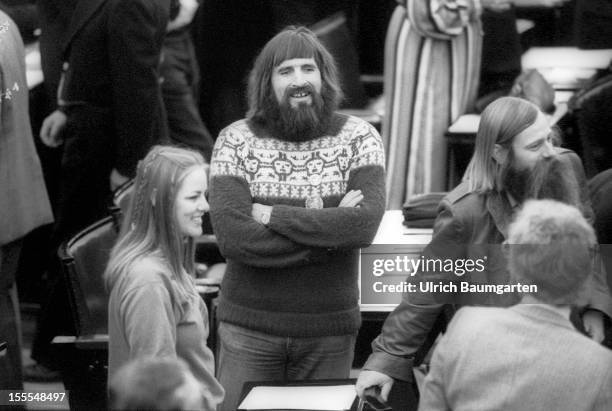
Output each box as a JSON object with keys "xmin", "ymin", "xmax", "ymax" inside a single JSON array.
[{"xmin": 270, "ymin": 35, "xmax": 317, "ymax": 68}]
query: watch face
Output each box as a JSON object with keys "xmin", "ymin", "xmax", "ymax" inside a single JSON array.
[{"xmin": 261, "ymin": 211, "xmax": 271, "ymax": 225}]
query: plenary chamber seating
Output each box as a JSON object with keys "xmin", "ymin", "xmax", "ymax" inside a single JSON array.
[{"xmin": 52, "ymin": 216, "xmax": 117, "ymax": 410}]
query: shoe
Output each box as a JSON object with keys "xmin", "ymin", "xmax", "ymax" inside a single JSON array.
[{"xmin": 23, "ymin": 363, "xmax": 61, "ymax": 382}]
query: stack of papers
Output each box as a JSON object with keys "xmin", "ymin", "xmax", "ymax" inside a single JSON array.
[{"xmin": 238, "ymin": 385, "xmax": 356, "ymax": 410}]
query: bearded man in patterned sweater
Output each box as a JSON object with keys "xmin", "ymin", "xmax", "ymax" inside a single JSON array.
[{"xmin": 208, "ymin": 26, "xmax": 386, "ymax": 411}]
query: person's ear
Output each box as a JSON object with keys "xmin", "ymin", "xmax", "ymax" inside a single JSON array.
[
  {"xmin": 493, "ymin": 144, "xmax": 508, "ymax": 165},
  {"xmin": 150, "ymin": 188, "xmax": 157, "ymax": 207}
]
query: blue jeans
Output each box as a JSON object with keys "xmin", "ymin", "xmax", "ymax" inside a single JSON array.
[{"xmin": 217, "ymin": 322, "xmax": 356, "ymax": 411}]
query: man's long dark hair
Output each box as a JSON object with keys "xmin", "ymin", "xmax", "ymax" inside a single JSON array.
[{"xmin": 246, "ymin": 26, "xmax": 343, "ymax": 131}]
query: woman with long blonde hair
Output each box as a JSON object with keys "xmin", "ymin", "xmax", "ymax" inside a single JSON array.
[{"xmin": 105, "ymin": 145, "xmax": 224, "ymax": 408}]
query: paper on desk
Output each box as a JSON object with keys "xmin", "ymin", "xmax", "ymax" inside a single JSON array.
[
  {"xmin": 522, "ymin": 47, "xmax": 612, "ymax": 70},
  {"xmin": 447, "ymin": 114, "xmax": 480, "ymax": 134},
  {"xmin": 238, "ymin": 385, "xmax": 356, "ymax": 410}
]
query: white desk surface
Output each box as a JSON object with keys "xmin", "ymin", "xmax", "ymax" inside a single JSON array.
[
  {"xmin": 522, "ymin": 47, "xmax": 612, "ymax": 90},
  {"xmin": 371, "ymin": 210, "xmax": 432, "ymax": 245},
  {"xmin": 522, "ymin": 47, "xmax": 612, "ymax": 70},
  {"xmin": 360, "ymin": 210, "xmax": 433, "ymax": 312}
]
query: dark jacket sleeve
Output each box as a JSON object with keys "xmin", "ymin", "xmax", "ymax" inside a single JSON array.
[
  {"xmin": 363, "ymin": 200, "xmax": 465, "ymax": 381},
  {"xmin": 108, "ymin": 0, "xmax": 168, "ymax": 177}
]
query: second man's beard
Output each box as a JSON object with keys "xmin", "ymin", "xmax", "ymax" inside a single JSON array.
[
  {"xmin": 266, "ymin": 84, "xmax": 335, "ymax": 142},
  {"xmin": 502, "ymin": 153, "xmax": 581, "ymax": 208}
]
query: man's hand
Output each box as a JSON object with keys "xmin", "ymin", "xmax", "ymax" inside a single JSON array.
[
  {"xmin": 339, "ymin": 190, "xmax": 363, "ymax": 208},
  {"xmin": 355, "ymin": 370, "xmax": 394, "ymax": 402},
  {"xmin": 110, "ymin": 168, "xmax": 130, "ymax": 192},
  {"xmin": 40, "ymin": 110, "xmax": 67, "ymax": 148},
  {"xmin": 583, "ymin": 310, "xmax": 605, "ymax": 343},
  {"xmin": 252, "ymin": 203, "xmax": 273, "ymax": 223}
]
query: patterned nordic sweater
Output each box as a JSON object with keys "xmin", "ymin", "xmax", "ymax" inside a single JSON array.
[{"xmin": 209, "ymin": 114, "xmax": 386, "ymax": 337}]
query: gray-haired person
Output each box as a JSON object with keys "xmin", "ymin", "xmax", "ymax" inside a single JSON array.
[{"xmin": 419, "ymin": 200, "xmax": 612, "ymax": 411}]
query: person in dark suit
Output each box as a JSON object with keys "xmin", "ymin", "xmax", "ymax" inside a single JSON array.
[
  {"xmin": 39, "ymin": 0, "xmax": 170, "ymax": 246},
  {"xmin": 161, "ymin": 0, "xmax": 215, "ymax": 161},
  {"xmin": 30, "ymin": 0, "xmax": 170, "ymax": 380},
  {"xmin": 36, "ymin": 0, "xmax": 76, "ymax": 111}
]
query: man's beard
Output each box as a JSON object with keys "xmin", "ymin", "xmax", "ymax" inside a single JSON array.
[
  {"xmin": 264, "ymin": 83, "xmax": 336, "ymax": 142},
  {"xmin": 501, "ymin": 151, "xmax": 581, "ymax": 207}
]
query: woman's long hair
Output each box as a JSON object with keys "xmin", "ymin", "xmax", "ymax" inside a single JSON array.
[
  {"xmin": 462, "ymin": 97, "xmax": 539, "ymax": 193},
  {"xmin": 104, "ymin": 146, "xmax": 206, "ymax": 295}
]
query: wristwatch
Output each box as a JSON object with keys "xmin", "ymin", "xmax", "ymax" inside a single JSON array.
[{"xmin": 260, "ymin": 210, "xmax": 271, "ymax": 226}]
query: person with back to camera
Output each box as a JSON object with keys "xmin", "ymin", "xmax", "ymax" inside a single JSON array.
[
  {"xmin": 105, "ymin": 145, "xmax": 224, "ymax": 409},
  {"xmin": 419, "ymin": 199, "xmax": 612, "ymax": 411},
  {"xmin": 356, "ymin": 96, "xmax": 612, "ymax": 402}
]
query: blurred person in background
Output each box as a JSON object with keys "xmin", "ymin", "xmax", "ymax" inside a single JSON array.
[
  {"xmin": 28, "ymin": 0, "xmax": 170, "ymax": 381},
  {"xmin": 162, "ymin": 0, "xmax": 214, "ymax": 161},
  {"xmin": 0, "ymin": 9, "xmax": 53, "ymax": 390}
]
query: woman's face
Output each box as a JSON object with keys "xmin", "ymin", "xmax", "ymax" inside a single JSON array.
[{"xmin": 175, "ymin": 167, "xmax": 208, "ymax": 238}]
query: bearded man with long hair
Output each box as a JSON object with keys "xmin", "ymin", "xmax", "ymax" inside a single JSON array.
[
  {"xmin": 357, "ymin": 97, "xmax": 612, "ymax": 402},
  {"xmin": 208, "ymin": 26, "xmax": 386, "ymax": 411}
]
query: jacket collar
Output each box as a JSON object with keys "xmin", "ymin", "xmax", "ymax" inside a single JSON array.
[{"xmin": 62, "ymin": 0, "xmax": 107, "ymax": 55}]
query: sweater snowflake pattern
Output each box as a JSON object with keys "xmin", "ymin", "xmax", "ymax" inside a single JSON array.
[{"xmin": 209, "ymin": 114, "xmax": 385, "ymax": 337}]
